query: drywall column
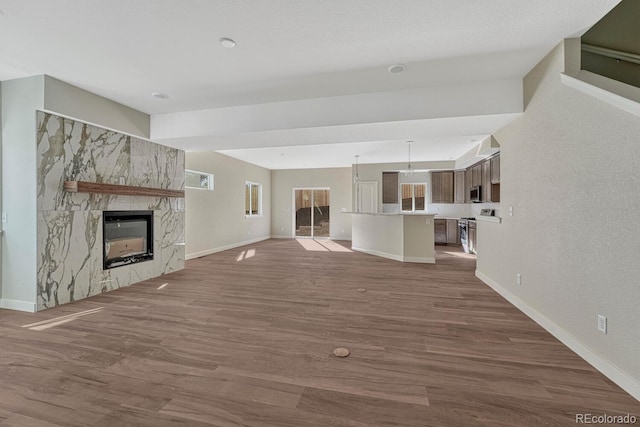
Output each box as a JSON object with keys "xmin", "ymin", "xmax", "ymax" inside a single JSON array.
[{"xmin": 1, "ymin": 76, "xmax": 45, "ymax": 312}]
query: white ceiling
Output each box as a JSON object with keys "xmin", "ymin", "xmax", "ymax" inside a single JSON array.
[{"xmin": 0, "ymin": 0, "xmax": 621, "ymax": 169}]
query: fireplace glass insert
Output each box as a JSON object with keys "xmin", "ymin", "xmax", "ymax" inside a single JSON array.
[{"xmin": 103, "ymin": 211, "xmax": 153, "ymax": 269}]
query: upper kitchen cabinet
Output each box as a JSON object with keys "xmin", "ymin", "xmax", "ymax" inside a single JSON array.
[
  {"xmin": 430, "ymin": 171, "xmax": 454, "ymax": 203},
  {"xmin": 471, "ymin": 164, "xmax": 482, "ymax": 188},
  {"xmin": 454, "ymin": 171, "xmax": 465, "ymax": 204},
  {"xmin": 490, "ymin": 154, "xmax": 500, "ymax": 202},
  {"xmin": 465, "ymin": 168, "xmax": 472, "ymax": 203},
  {"xmin": 382, "ymin": 171, "xmax": 399, "ymax": 204},
  {"xmin": 481, "ymin": 160, "xmax": 492, "ymax": 202},
  {"xmin": 490, "ymin": 155, "xmax": 500, "ymax": 183}
]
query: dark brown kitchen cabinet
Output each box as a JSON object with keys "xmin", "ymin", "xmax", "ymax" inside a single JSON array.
[
  {"xmin": 430, "ymin": 171, "xmax": 454, "ymax": 203},
  {"xmin": 465, "ymin": 168, "xmax": 472, "ymax": 203},
  {"xmin": 490, "ymin": 155, "xmax": 500, "ymax": 183},
  {"xmin": 454, "ymin": 171, "xmax": 465, "ymax": 204},
  {"xmin": 382, "ymin": 171, "xmax": 399, "ymax": 203},
  {"xmin": 471, "ymin": 164, "xmax": 481, "ymax": 187},
  {"xmin": 481, "ymin": 160, "xmax": 492, "ymax": 202},
  {"xmin": 434, "ymin": 219, "xmax": 448, "ymax": 244},
  {"xmin": 435, "ymin": 219, "xmax": 460, "ymax": 245},
  {"xmin": 446, "ymin": 219, "xmax": 459, "ymax": 244}
]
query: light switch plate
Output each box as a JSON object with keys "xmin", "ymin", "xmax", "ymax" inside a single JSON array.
[{"xmin": 598, "ymin": 315, "xmax": 607, "ymax": 334}]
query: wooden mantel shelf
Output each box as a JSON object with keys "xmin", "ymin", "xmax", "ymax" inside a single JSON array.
[{"xmin": 64, "ymin": 181, "xmax": 185, "ymax": 198}]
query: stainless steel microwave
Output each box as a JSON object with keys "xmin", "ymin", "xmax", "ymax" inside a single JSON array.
[{"xmin": 470, "ymin": 185, "xmax": 482, "ymax": 202}]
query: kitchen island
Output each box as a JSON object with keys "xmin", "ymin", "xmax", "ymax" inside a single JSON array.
[{"xmin": 349, "ymin": 212, "xmax": 437, "ymax": 263}]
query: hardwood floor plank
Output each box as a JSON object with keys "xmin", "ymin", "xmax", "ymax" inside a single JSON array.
[{"xmin": 0, "ymin": 239, "xmax": 638, "ymax": 426}]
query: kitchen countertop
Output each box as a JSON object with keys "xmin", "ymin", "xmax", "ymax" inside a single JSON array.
[
  {"xmin": 345, "ymin": 211, "xmax": 436, "ymax": 216},
  {"xmin": 475, "ymin": 216, "xmax": 502, "ymax": 223}
]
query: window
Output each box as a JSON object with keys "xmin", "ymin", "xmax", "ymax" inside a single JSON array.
[
  {"xmin": 245, "ymin": 182, "xmax": 261, "ymax": 216},
  {"xmin": 185, "ymin": 169, "xmax": 214, "ymax": 190},
  {"xmin": 401, "ymin": 183, "xmax": 426, "ymax": 212}
]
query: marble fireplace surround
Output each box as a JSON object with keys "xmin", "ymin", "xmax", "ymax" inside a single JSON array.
[{"xmin": 37, "ymin": 111, "xmax": 185, "ymax": 311}]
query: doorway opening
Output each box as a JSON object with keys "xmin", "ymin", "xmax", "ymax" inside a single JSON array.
[{"xmin": 293, "ymin": 188, "xmax": 330, "ymax": 238}]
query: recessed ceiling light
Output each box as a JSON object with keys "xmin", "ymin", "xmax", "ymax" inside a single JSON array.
[
  {"xmin": 152, "ymin": 92, "xmax": 169, "ymax": 100},
  {"xmin": 388, "ymin": 64, "xmax": 406, "ymax": 74},
  {"xmin": 219, "ymin": 37, "xmax": 236, "ymax": 48}
]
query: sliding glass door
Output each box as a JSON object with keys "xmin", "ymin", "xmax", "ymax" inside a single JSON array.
[{"xmin": 294, "ymin": 188, "xmax": 330, "ymax": 238}]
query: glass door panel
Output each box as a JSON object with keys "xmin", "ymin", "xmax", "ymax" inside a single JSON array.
[
  {"xmin": 295, "ymin": 189, "xmax": 312, "ymax": 237},
  {"xmin": 312, "ymin": 189, "xmax": 330, "ymax": 238},
  {"xmin": 294, "ymin": 189, "xmax": 330, "ymax": 238}
]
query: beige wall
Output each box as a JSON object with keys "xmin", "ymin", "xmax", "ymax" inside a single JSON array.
[
  {"xmin": 185, "ymin": 151, "xmax": 271, "ymax": 259},
  {"xmin": 271, "ymin": 168, "xmax": 352, "ymax": 240},
  {"xmin": 44, "ymin": 76, "xmax": 150, "ymax": 139},
  {"xmin": 477, "ymin": 41, "xmax": 640, "ymax": 394},
  {"xmin": 1, "ymin": 76, "xmax": 44, "ymax": 311}
]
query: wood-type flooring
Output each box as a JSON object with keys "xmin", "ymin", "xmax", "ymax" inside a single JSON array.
[{"xmin": 0, "ymin": 239, "xmax": 638, "ymax": 426}]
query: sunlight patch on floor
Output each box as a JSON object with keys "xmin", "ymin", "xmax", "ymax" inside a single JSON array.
[
  {"xmin": 296, "ymin": 239, "xmax": 329, "ymax": 251},
  {"xmin": 236, "ymin": 249, "xmax": 257, "ymax": 262},
  {"xmin": 317, "ymin": 240, "xmax": 352, "ymax": 252},
  {"xmin": 22, "ymin": 307, "xmax": 104, "ymax": 331},
  {"xmin": 296, "ymin": 239, "xmax": 352, "ymax": 252},
  {"xmin": 444, "ymin": 251, "xmax": 476, "ymax": 259}
]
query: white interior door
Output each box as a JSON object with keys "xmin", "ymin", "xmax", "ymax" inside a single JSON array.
[{"xmin": 357, "ymin": 181, "xmax": 378, "ymax": 213}]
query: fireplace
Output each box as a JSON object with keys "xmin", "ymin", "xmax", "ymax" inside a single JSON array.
[{"xmin": 103, "ymin": 211, "xmax": 153, "ymax": 269}]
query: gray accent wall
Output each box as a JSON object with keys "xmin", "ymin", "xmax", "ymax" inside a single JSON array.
[{"xmin": 477, "ymin": 41, "xmax": 640, "ymax": 390}]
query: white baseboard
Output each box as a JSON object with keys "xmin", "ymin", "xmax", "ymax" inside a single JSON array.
[
  {"xmin": 272, "ymin": 234, "xmax": 352, "ymax": 241},
  {"xmin": 185, "ymin": 236, "xmax": 270, "ymax": 260},
  {"xmin": 352, "ymin": 246, "xmax": 404, "ymax": 262},
  {"xmin": 475, "ymin": 270, "xmax": 640, "ymax": 401},
  {"xmin": 0, "ymin": 298, "xmax": 37, "ymax": 313},
  {"xmin": 403, "ymin": 256, "xmax": 435, "ymax": 264},
  {"xmin": 351, "ymin": 247, "xmax": 433, "ymax": 264}
]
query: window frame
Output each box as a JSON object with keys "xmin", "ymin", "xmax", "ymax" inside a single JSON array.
[
  {"xmin": 245, "ymin": 181, "xmax": 262, "ymax": 217},
  {"xmin": 400, "ymin": 182, "xmax": 427, "ymax": 213},
  {"xmin": 185, "ymin": 169, "xmax": 214, "ymax": 191}
]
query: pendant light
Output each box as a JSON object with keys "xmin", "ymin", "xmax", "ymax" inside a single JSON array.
[
  {"xmin": 353, "ymin": 155, "xmax": 360, "ymax": 183},
  {"xmin": 405, "ymin": 140, "xmax": 414, "ymax": 177}
]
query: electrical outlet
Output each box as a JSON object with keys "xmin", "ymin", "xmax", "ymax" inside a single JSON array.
[
  {"xmin": 509, "ymin": 206, "xmax": 514, "ymax": 216},
  {"xmin": 119, "ymin": 176, "xmax": 125, "ymax": 185},
  {"xmin": 516, "ymin": 273, "xmax": 522, "ymax": 285},
  {"xmin": 598, "ymin": 315, "xmax": 607, "ymax": 334}
]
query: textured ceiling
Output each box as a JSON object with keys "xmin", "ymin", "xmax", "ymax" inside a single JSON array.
[{"xmin": 0, "ymin": 0, "xmax": 621, "ymax": 168}]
